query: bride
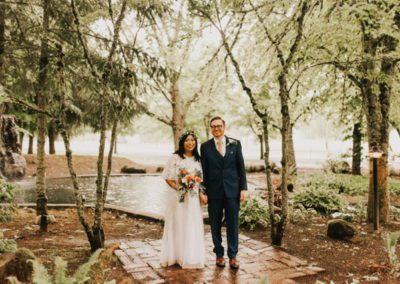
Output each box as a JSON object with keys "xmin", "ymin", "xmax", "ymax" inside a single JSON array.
[{"xmin": 160, "ymin": 130, "xmax": 207, "ymax": 269}]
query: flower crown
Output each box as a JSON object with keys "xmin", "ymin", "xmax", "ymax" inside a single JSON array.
[{"xmin": 179, "ymin": 130, "xmax": 197, "ymax": 142}]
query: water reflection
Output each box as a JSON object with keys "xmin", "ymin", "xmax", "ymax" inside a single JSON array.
[{"xmin": 14, "ymin": 175, "xmax": 168, "ymax": 215}]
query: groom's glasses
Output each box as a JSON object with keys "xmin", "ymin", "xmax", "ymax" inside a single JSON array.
[{"xmin": 211, "ymin": 125, "xmax": 224, "ymax": 129}]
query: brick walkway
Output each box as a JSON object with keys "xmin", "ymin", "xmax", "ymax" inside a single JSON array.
[{"xmin": 115, "ymin": 233, "xmax": 324, "ymax": 283}]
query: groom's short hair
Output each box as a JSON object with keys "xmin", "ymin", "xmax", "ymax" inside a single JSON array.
[{"xmin": 210, "ymin": 116, "xmax": 225, "ymax": 126}]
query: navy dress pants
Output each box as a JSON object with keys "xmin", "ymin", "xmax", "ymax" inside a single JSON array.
[{"xmin": 207, "ymin": 197, "xmax": 240, "ymax": 259}]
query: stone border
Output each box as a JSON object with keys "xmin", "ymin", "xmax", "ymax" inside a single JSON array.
[{"xmin": 4, "ymin": 203, "xmax": 165, "ymax": 222}]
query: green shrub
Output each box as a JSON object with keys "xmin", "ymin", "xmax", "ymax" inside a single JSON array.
[
  {"xmin": 383, "ymin": 231, "xmax": 400, "ymax": 277},
  {"xmin": 290, "ymin": 204, "xmax": 318, "ymax": 223},
  {"xmin": 0, "ymin": 239, "xmax": 17, "ymax": 253},
  {"xmin": 239, "ymin": 194, "xmax": 269, "ymax": 230},
  {"xmin": 0, "ymin": 180, "xmax": 18, "ymax": 221},
  {"xmin": 302, "ymin": 173, "xmax": 400, "ymax": 196},
  {"xmin": 294, "ymin": 188, "xmax": 343, "ymax": 214},
  {"xmin": 302, "ymin": 173, "xmax": 368, "ymax": 196},
  {"xmin": 323, "ymin": 159, "xmax": 351, "ymax": 174},
  {"xmin": 14, "ymin": 249, "xmax": 114, "ymax": 284}
]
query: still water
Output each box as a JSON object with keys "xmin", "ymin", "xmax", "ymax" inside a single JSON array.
[{"xmin": 14, "ymin": 175, "xmax": 168, "ymax": 216}]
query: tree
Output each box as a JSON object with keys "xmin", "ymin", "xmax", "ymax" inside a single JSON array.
[
  {"xmin": 314, "ymin": 1, "xmax": 400, "ymax": 223},
  {"xmin": 35, "ymin": 0, "xmax": 51, "ymax": 232},
  {"xmin": 129, "ymin": 1, "xmax": 217, "ymax": 149}
]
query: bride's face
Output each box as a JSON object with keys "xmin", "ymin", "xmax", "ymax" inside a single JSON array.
[{"xmin": 184, "ymin": 135, "xmax": 196, "ymax": 153}]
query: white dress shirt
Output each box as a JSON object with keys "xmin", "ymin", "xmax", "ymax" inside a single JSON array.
[{"xmin": 214, "ymin": 136, "xmax": 226, "ymax": 157}]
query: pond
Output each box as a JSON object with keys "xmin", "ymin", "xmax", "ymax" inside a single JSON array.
[{"xmin": 14, "ymin": 175, "xmax": 169, "ymax": 216}]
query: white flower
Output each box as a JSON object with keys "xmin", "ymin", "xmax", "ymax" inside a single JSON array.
[{"xmin": 227, "ymin": 138, "xmax": 238, "ymax": 146}]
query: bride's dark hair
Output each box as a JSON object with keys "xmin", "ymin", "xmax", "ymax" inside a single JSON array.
[{"xmin": 174, "ymin": 130, "xmax": 201, "ymax": 162}]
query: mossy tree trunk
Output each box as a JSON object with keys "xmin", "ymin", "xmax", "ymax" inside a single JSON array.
[
  {"xmin": 352, "ymin": 121, "xmax": 362, "ymax": 175},
  {"xmin": 28, "ymin": 135, "xmax": 34, "ymax": 154},
  {"xmin": 48, "ymin": 121, "xmax": 57, "ymax": 154},
  {"xmin": 70, "ymin": 0, "xmax": 127, "ymax": 251},
  {"xmin": 35, "ymin": 0, "xmax": 50, "ymax": 232}
]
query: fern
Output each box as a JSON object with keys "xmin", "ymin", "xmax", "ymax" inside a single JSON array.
[
  {"xmin": 53, "ymin": 257, "xmax": 71, "ymax": 284},
  {"xmin": 6, "ymin": 277, "xmax": 22, "ymax": 284},
  {"xmin": 29, "ymin": 259, "xmax": 52, "ymax": 284},
  {"xmin": 0, "ymin": 239, "xmax": 17, "ymax": 253},
  {"xmin": 383, "ymin": 231, "xmax": 400, "ymax": 276},
  {"xmin": 27, "ymin": 249, "xmax": 105, "ymax": 284},
  {"xmin": 73, "ymin": 249, "xmax": 103, "ymax": 283}
]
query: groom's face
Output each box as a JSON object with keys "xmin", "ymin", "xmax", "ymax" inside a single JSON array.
[{"xmin": 210, "ymin": 119, "xmax": 225, "ymax": 139}]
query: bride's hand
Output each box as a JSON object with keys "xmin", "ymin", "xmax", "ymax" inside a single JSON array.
[{"xmin": 199, "ymin": 193, "xmax": 208, "ymax": 205}]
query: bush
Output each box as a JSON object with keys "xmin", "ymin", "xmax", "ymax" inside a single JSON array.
[
  {"xmin": 21, "ymin": 249, "xmax": 110, "ymax": 284},
  {"xmin": 239, "ymin": 194, "xmax": 269, "ymax": 230},
  {"xmin": 120, "ymin": 166, "xmax": 146, "ymax": 174},
  {"xmin": 302, "ymin": 173, "xmax": 368, "ymax": 196},
  {"xmin": 0, "ymin": 239, "xmax": 17, "ymax": 253},
  {"xmin": 0, "ymin": 180, "xmax": 18, "ymax": 221},
  {"xmin": 294, "ymin": 188, "xmax": 343, "ymax": 214},
  {"xmin": 323, "ymin": 159, "xmax": 351, "ymax": 174},
  {"xmin": 290, "ymin": 204, "xmax": 318, "ymax": 223},
  {"xmin": 302, "ymin": 173, "xmax": 400, "ymax": 196}
]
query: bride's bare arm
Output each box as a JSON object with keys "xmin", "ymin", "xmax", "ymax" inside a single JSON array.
[{"xmin": 165, "ymin": 179, "xmax": 180, "ymax": 190}]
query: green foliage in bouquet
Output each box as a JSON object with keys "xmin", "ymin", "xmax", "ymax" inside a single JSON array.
[
  {"xmin": 0, "ymin": 180, "xmax": 18, "ymax": 221},
  {"xmin": 239, "ymin": 194, "xmax": 269, "ymax": 230},
  {"xmin": 294, "ymin": 188, "xmax": 343, "ymax": 214}
]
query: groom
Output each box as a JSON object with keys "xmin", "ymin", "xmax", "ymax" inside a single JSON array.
[{"xmin": 200, "ymin": 116, "xmax": 247, "ymax": 269}]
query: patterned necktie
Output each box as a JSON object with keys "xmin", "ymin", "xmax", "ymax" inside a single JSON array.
[{"xmin": 217, "ymin": 140, "xmax": 223, "ymax": 156}]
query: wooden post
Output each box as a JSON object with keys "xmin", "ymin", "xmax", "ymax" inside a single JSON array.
[{"xmin": 369, "ymin": 148, "xmax": 382, "ymax": 231}]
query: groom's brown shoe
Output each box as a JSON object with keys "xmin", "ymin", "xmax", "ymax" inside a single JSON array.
[
  {"xmin": 229, "ymin": 258, "xmax": 239, "ymax": 269},
  {"xmin": 216, "ymin": 257, "xmax": 225, "ymax": 267}
]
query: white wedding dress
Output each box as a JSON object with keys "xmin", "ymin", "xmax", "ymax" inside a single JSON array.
[{"xmin": 160, "ymin": 154, "xmax": 205, "ymax": 269}]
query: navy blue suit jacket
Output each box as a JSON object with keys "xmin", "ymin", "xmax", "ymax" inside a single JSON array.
[{"xmin": 200, "ymin": 136, "xmax": 247, "ymax": 199}]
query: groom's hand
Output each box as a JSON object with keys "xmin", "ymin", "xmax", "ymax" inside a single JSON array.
[{"xmin": 240, "ymin": 190, "xmax": 247, "ymax": 202}]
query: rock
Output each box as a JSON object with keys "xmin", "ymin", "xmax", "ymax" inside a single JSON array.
[
  {"xmin": 0, "ymin": 115, "xmax": 26, "ymax": 180},
  {"xmin": 327, "ymin": 219, "xmax": 357, "ymax": 240},
  {"xmin": 121, "ymin": 165, "xmax": 146, "ymax": 174},
  {"xmin": 35, "ymin": 215, "xmax": 57, "ymax": 225},
  {"xmin": 2, "ymin": 152, "xmax": 26, "ymax": 179}
]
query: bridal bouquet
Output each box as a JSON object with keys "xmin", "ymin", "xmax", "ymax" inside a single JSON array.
[{"xmin": 177, "ymin": 168, "xmax": 204, "ymax": 202}]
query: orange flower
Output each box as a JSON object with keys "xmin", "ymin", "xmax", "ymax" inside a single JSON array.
[
  {"xmin": 195, "ymin": 176, "xmax": 202, "ymax": 182},
  {"xmin": 187, "ymin": 176, "xmax": 193, "ymax": 182},
  {"xmin": 181, "ymin": 169, "xmax": 188, "ymax": 175}
]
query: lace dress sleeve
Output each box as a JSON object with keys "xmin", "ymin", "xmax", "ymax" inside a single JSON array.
[{"xmin": 162, "ymin": 154, "xmax": 178, "ymax": 180}]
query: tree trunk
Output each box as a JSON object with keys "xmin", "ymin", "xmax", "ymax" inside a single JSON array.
[
  {"xmin": 260, "ymin": 115, "xmax": 276, "ymax": 244},
  {"xmin": 48, "ymin": 121, "xmax": 56, "ymax": 154},
  {"xmin": 203, "ymin": 115, "xmax": 211, "ymax": 141},
  {"xmin": 0, "ymin": 2, "xmax": 5, "ymax": 86},
  {"xmin": 273, "ymin": 73, "xmax": 291, "ymax": 246},
  {"xmin": 361, "ymin": 32, "xmax": 394, "ymax": 224},
  {"xmin": 171, "ymin": 82, "xmax": 185, "ymax": 150},
  {"xmin": 352, "ymin": 122, "xmax": 362, "ymax": 175},
  {"xmin": 258, "ymin": 134, "xmax": 264, "ymax": 160},
  {"xmin": 0, "ymin": 2, "xmax": 6, "ymax": 121},
  {"xmin": 35, "ymin": 0, "xmax": 50, "ymax": 232},
  {"xmin": 287, "ymin": 123, "xmax": 297, "ymax": 174},
  {"xmin": 114, "ymin": 135, "xmax": 117, "ymax": 154},
  {"xmin": 19, "ymin": 132, "xmax": 24, "ymax": 152},
  {"xmin": 28, "ymin": 135, "xmax": 34, "ymax": 154}
]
